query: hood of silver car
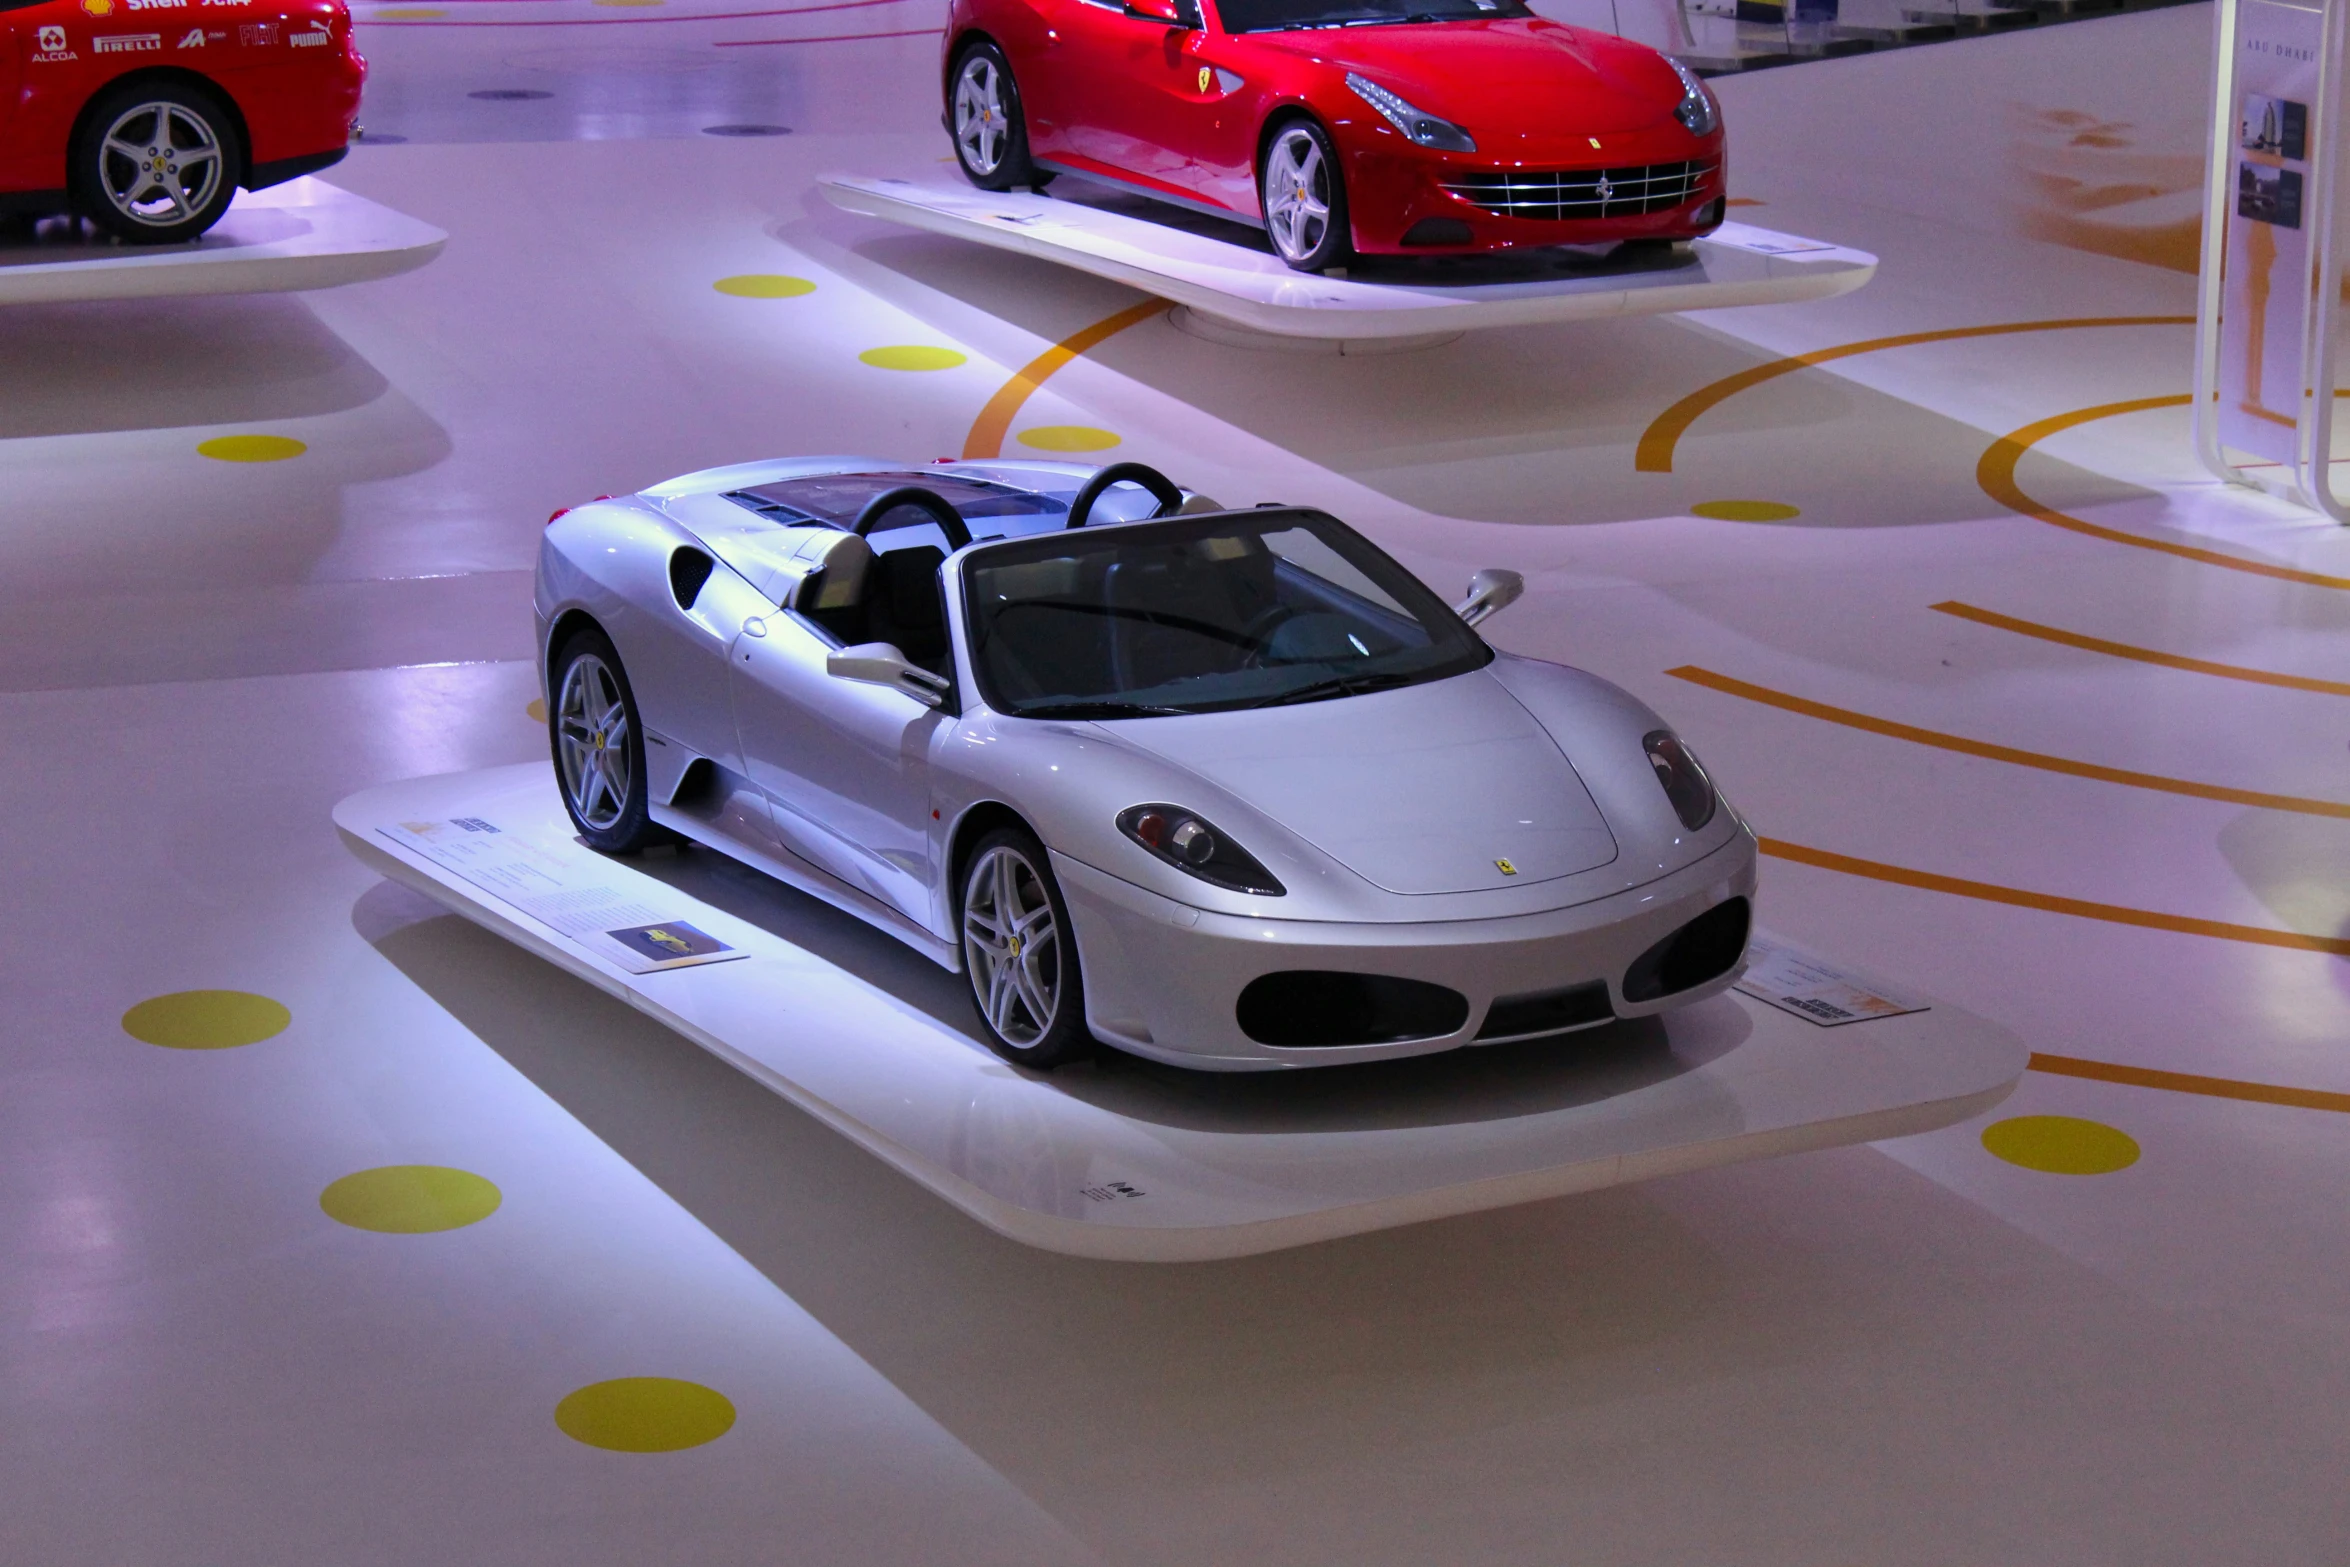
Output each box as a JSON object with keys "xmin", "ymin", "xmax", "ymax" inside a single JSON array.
[{"xmin": 1114, "ymin": 671, "xmax": 1618, "ymax": 895}]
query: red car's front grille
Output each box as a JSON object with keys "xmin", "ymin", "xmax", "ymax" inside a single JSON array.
[{"xmin": 1443, "ymin": 160, "xmax": 1717, "ymax": 221}]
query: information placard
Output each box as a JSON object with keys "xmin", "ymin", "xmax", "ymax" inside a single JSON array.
[{"xmin": 378, "ymin": 816, "xmax": 745, "ymax": 975}]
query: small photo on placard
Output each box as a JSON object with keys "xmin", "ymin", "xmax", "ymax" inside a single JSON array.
[
  {"xmin": 2237, "ymin": 161, "xmax": 2303, "ymax": 229},
  {"xmin": 607, "ymin": 921, "xmax": 732, "ymax": 964},
  {"xmin": 2239, "ymin": 92, "xmax": 2307, "ymax": 162}
]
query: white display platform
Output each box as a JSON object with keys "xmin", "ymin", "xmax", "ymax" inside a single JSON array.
[
  {"xmin": 336, "ymin": 763, "xmax": 2024, "ymax": 1261},
  {"xmin": 821, "ymin": 174, "xmax": 1875, "ymax": 341},
  {"xmin": 0, "ymin": 177, "xmax": 444, "ymax": 306}
]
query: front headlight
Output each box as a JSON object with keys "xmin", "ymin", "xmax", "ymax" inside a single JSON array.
[
  {"xmin": 1666, "ymin": 56, "xmax": 1719, "ymax": 138},
  {"xmin": 1118, "ymin": 804, "xmax": 1287, "ymax": 896},
  {"xmin": 1345, "ymin": 73, "xmax": 1477, "ymax": 153},
  {"xmin": 1643, "ymin": 731, "xmax": 1717, "ymax": 831}
]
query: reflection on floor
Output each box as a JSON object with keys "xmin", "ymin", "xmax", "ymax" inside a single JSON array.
[{"xmin": 4, "ymin": 1, "xmax": 2348, "ymax": 1563}]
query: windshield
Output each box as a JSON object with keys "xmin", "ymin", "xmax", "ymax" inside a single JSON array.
[
  {"xmin": 1214, "ymin": 0, "xmax": 1529, "ymax": 32},
  {"xmin": 961, "ymin": 509, "xmax": 1489, "ymax": 719}
]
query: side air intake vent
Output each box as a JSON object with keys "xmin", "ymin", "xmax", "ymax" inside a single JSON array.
[
  {"xmin": 1621, "ymin": 897, "xmax": 1751, "ymax": 1003},
  {"xmin": 1236, "ymin": 971, "xmax": 1469, "ymax": 1048}
]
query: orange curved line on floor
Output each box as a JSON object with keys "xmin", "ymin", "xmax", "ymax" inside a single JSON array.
[
  {"xmin": 961, "ymin": 299, "xmax": 1169, "ymax": 461},
  {"xmin": 1670, "ymin": 665, "xmax": 2350, "ymax": 820},
  {"xmin": 2027, "ymin": 1052, "xmax": 2350, "ymax": 1114},
  {"xmin": 1975, "ymin": 396, "xmax": 2350, "ymax": 590},
  {"xmin": 1758, "ymin": 837, "xmax": 2350, "ymax": 958},
  {"xmin": 715, "ymin": 22, "xmax": 939, "ymax": 41},
  {"xmin": 1632, "ymin": 316, "xmax": 2192, "ymax": 474},
  {"xmin": 364, "ymin": 0, "xmax": 901, "ymax": 24},
  {"xmin": 1931, "ymin": 601, "xmax": 2350, "ymax": 699}
]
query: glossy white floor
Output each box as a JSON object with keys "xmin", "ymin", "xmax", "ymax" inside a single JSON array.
[{"xmin": 4, "ymin": 4, "xmax": 2346, "ymax": 1563}]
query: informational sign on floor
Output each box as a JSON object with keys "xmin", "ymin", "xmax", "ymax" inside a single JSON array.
[
  {"xmin": 377, "ymin": 817, "xmax": 745, "ymax": 974},
  {"xmin": 1735, "ymin": 936, "xmax": 1929, "ymax": 1027}
]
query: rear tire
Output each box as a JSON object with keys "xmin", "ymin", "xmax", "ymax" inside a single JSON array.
[
  {"xmin": 73, "ymin": 81, "xmax": 244, "ymax": 245},
  {"xmin": 549, "ymin": 627, "xmax": 674, "ymax": 854},
  {"xmin": 960, "ymin": 826, "xmax": 1093, "ymax": 1069},
  {"xmin": 950, "ymin": 43, "xmax": 1051, "ymax": 193}
]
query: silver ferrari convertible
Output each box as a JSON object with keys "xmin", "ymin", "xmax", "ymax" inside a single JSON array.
[{"xmin": 535, "ymin": 456, "xmax": 1757, "ymax": 1071}]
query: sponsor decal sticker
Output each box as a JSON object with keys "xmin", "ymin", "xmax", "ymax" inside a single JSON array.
[
  {"xmin": 38, "ymin": 23, "xmax": 69, "ymax": 48},
  {"xmin": 290, "ymin": 25, "xmax": 328, "ymax": 43},
  {"xmin": 239, "ymin": 19, "xmax": 276, "ymax": 42},
  {"xmin": 129, "ymin": 0, "xmax": 190, "ymax": 10},
  {"xmin": 178, "ymin": 24, "xmax": 204, "ymax": 42},
  {"xmin": 94, "ymin": 30, "xmax": 163, "ymax": 50},
  {"xmin": 81, "ymin": 0, "xmax": 114, "ymax": 14}
]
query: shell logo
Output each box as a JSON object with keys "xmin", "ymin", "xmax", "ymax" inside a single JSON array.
[{"xmin": 82, "ymin": 0, "xmax": 114, "ymax": 15}]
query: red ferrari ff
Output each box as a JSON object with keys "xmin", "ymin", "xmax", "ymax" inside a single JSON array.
[
  {"xmin": 942, "ymin": 0, "xmax": 1725, "ymax": 270},
  {"xmin": 0, "ymin": 0, "xmax": 364, "ymax": 244}
]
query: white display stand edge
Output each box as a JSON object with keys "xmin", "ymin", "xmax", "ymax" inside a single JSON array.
[
  {"xmin": 0, "ymin": 177, "xmax": 445, "ymax": 306},
  {"xmin": 820, "ymin": 174, "xmax": 1876, "ymax": 341},
  {"xmin": 337, "ymin": 764, "xmax": 2025, "ymax": 1262}
]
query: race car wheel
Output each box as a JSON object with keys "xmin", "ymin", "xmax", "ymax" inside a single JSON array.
[
  {"xmin": 549, "ymin": 628, "xmax": 672, "ymax": 854},
  {"xmin": 951, "ymin": 44, "xmax": 1050, "ymax": 192},
  {"xmin": 1261, "ymin": 119, "xmax": 1350, "ymax": 272},
  {"xmin": 74, "ymin": 82, "xmax": 243, "ymax": 245},
  {"xmin": 960, "ymin": 827, "xmax": 1092, "ymax": 1069}
]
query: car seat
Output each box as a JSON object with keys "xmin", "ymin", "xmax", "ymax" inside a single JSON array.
[{"xmin": 863, "ymin": 546, "xmax": 951, "ymax": 674}]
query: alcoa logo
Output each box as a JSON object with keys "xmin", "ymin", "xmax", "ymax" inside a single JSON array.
[{"xmin": 38, "ymin": 23, "xmax": 67, "ymax": 47}]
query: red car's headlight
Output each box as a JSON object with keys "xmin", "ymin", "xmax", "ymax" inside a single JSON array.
[{"xmin": 1345, "ymin": 73, "xmax": 1477, "ymax": 154}]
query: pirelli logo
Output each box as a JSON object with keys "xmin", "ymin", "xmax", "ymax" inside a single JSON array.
[{"xmin": 93, "ymin": 30, "xmax": 162, "ymax": 50}]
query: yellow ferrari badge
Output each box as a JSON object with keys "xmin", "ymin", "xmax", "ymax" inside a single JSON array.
[
  {"xmin": 1495, "ymin": 858, "xmax": 1518, "ymax": 876},
  {"xmin": 1198, "ymin": 65, "xmax": 1213, "ymax": 93}
]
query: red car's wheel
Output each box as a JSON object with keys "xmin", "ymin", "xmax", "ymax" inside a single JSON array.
[
  {"xmin": 73, "ymin": 82, "xmax": 245, "ymax": 246},
  {"xmin": 950, "ymin": 43, "xmax": 1050, "ymax": 193},
  {"xmin": 1260, "ymin": 119, "xmax": 1351, "ymax": 273}
]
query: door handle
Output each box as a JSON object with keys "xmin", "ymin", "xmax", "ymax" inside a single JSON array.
[{"xmin": 741, "ymin": 616, "xmax": 767, "ymax": 638}]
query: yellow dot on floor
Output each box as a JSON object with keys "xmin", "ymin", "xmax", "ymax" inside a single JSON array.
[
  {"xmin": 526, "ymin": 697, "xmax": 547, "ymax": 723},
  {"xmin": 1017, "ymin": 425, "xmax": 1121, "ymax": 453},
  {"xmin": 1691, "ymin": 499, "xmax": 1800, "ymax": 522},
  {"xmin": 198, "ymin": 434, "xmax": 307, "ymax": 463},
  {"xmin": 1981, "ymin": 1114, "xmax": 2140, "ymax": 1175},
  {"xmin": 321, "ymin": 1165, "xmax": 502, "ymax": 1232},
  {"xmin": 712, "ymin": 274, "xmax": 814, "ymax": 298},
  {"xmin": 859, "ymin": 345, "xmax": 967, "ymax": 371},
  {"xmin": 122, "ymin": 990, "xmax": 290, "ymax": 1050},
  {"xmin": 556, "ymin": 1378, "xmax": 736, "ymax": 1452}
]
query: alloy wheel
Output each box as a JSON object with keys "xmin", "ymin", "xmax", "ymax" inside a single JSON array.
[
  {"xmin": 962, "ymin": 844, "xmax": 1061, "ymax": 1046},
  {"xmin": 98, "ymin": 101, "xmax": 225, "ymax": 231},
  {"xmin": 954, "ymin": 55, "xmax": 1007, "ymax": 177},
  {"xmin": 555, "ymin": 654, "xmax": 632, "ymax": 832},
  {"xmin": 1263, "ymin": 126, "xmax": 1332, "ymax": 265}
]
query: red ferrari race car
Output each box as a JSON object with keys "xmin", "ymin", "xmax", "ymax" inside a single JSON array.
[
  {"xmin": 0, "ymin": 0, "xmax": 364, "ymax": 244},
  {"xmin": 942, "ymin": 0, "xmax": 1724, "ymax": 271}
]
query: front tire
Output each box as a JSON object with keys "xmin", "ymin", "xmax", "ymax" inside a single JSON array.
[
  {"xmin": 549, "ymin": 627, "xmax": 672, "ymax": 854},
  {"xmin": 1260, "ymin": 118, "xmax": 1351, "ymax": 273},
  {"xmin": 950, "ymin": 43, "xmax": 1050, "ymax": 192},
  {"xmin": 73, "ymin": 82, "xmax": 244, "ymax": 245},
  {"xmin": 960, "ymin": 827, "xmax": 1092, "ymax": 1068}
]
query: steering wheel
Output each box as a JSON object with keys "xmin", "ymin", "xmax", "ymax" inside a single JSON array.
[
  {"xmin": 851, "ymin": 486, "xmax": 973, "ymax": 550},
  {"xmin": 1066, "ymin": 462, "xmax": 1184, "ymax": 530},
  {"xmin": 1235, "ymin": 603, "xmax": 1302, "ymax": 668}
]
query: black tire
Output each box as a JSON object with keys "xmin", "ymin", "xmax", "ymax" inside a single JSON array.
[
  {"xmin": 959, "ymin": 826, "xmax": 1092, "ymax": 1069},
  {"xmin": 548, "ymin": 626, "xmax": 674, "ymax": 854},
  {"xmin": 1259, "ymin": 117, "xmax": 1350, "ymax": 273},
  {"xmin": 72, "ymin": 80, "xmax": 245, "ymax": 245},
  {"xmin": 948, "ymin": 42, "xmax": 1051, "ymax": 193}
]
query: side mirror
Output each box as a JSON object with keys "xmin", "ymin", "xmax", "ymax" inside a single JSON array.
[
  {"xmin": 1454, "ymin": 568, "xmax": 1524, "ymax": 628},
  {"xmin": 826, "ymin": 642, "xmax": 950, "ymax": 708},
  {"xmin": 1124, "ymin": 0, "xmax": 1193, "ymax": 25}
]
